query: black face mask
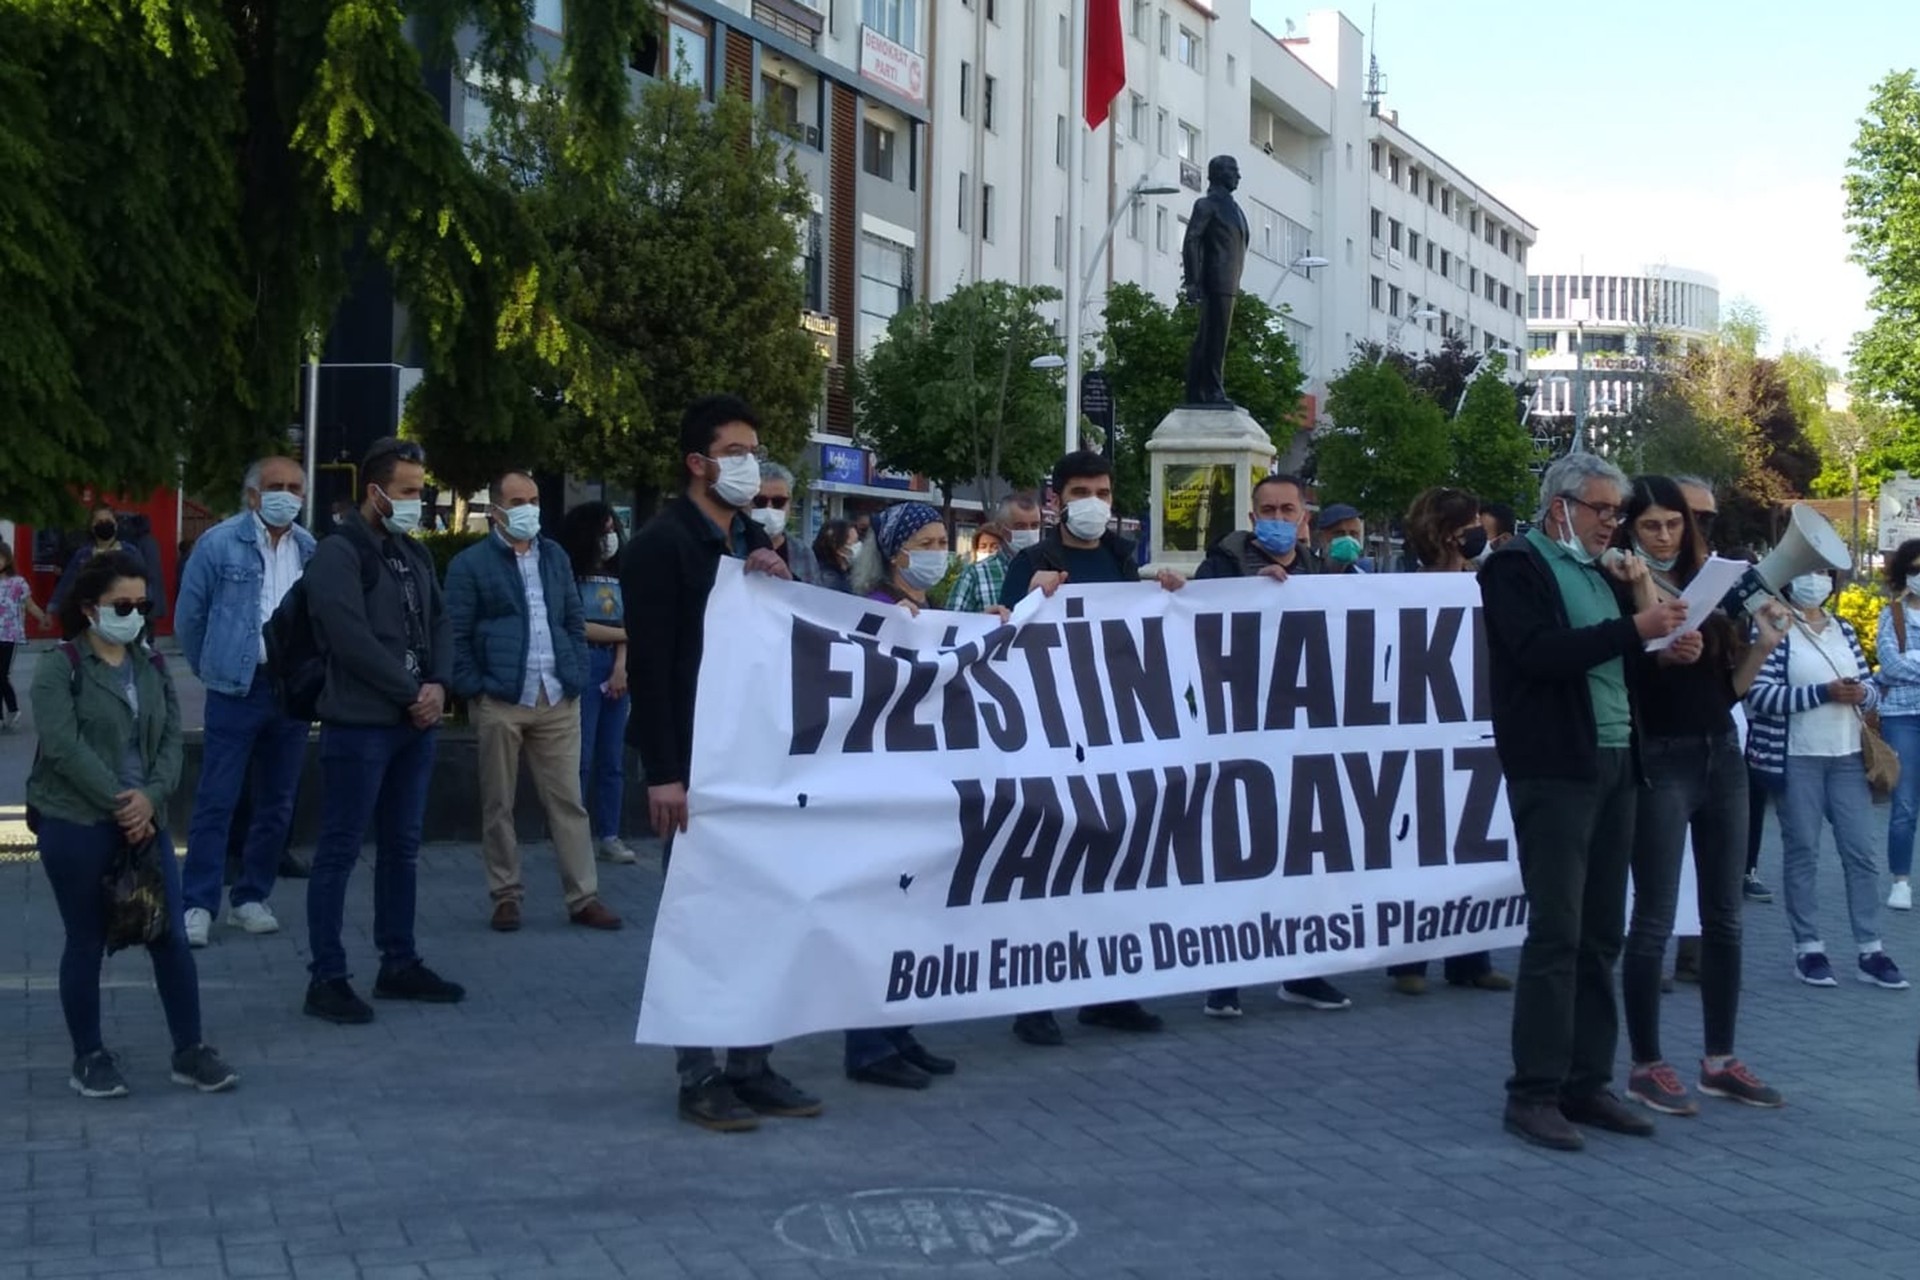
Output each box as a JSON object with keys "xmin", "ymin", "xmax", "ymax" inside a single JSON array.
[
  {"xmin": 92, "ymin": 521, "xmax": 117, "ymax": 542},
  {"xmin": 1458, "ymin": 527, "xmax": 1489, "ymax": 561}
]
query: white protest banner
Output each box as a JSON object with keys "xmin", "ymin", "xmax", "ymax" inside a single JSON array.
[{"xmin": 636, "ymin": 564, "xmax": 1584, "ymax": 1047}]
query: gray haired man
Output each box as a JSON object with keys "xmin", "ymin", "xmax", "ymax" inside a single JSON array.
[
  {"xmin": 1478, "ymin": 453, "xmax": 1688, "ymax": 1151},
  {"xmin": 751, "ymin": 462, "xmax": 818, "ymax": 585}
]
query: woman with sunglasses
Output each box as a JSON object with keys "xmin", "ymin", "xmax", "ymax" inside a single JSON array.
[
  {"xmin": 0, "ymin": 539, "xmax": 52, "ymax": 729},
  {"xmin": 751, "ymin": 462, "xmax": 819, "ymax": 586},
  {"xmin": 27, "ymin": 551, "xmax": 237, "ymax": 1099},
  {"xmin": 1607, "ymin": 476, "xmax": 1786, "ymax": 1116}
]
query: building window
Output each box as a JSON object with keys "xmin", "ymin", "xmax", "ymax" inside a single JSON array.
[
  {"xmin": 1388, "ymin": 284, "xmax": 1401, "ymax": 318},
  {"xmin": 1058, "ymin": 14, "xmax": 1068, "ymax": 68},
  {"xmin": 1053, "ymin": 216, "xmax": 1064, "ymax": 269},
  {"xmin": 957, "ymin": 172, "xmax": 969, "ymax": 232},
  {"xmin": 1130, "ymin": 0, "xmax": 1149, "ymax": 34},
  {"xmin": 532, "ymin": 0, "xmax": 563, "ymax": 33},
  {"xmin": 1440, "ymin": 188, "xmax": 1452, "ymax": 216},
  {"xmin": 1055, "ymin": 115, "xmax": 1067, "ymax": 168},
  {"xmin": 1387, "ymin": 152, "xmax": 1399, "ymax": 183},
  {"xmin": 1439, "ymin": 249, "xmax": 1451, "ymax": 279},
  {"xmin": 1407, "ymin": 230, "xmax": 1420, "ymax": 261},
  {"xmin": 986, "ymin": 0, "xmax": 997, "ymax": 21},
  {"xmin": 1407, "ymin": 164, "xmax": 1419, "ymax": 194},
  {"xmin": 1177, "ymin": 120, "xmax": 1200, "ymax": 162},
  {"xmin": 1500, "ymin": 228, "xmax": 1512, "ymax": 255},
  {"xmin": 862, "ymin": 119, "xmax": 896, "ymax": 180},
  {"xmin": 1227, "ymin": 54, "xmax": 1236, "ymax": 83},
  {"xmin": 981, "ymin": 184, "xmax": 995, "ymax": 242},
  {"xmin": 667, "ymin": 9, "xmax": 710, "ymax": 92},
  {"xmin": 800, "ymin": 210, "xmax": 824, "ymax": 312},
  {"xmin": 1369, "ymin": 207, "xmax": 1381, "ymax": 240},
  {"xmin": 861, "ymin": 0, "xmax": 917, "ymax": 50},
  {"xmin": 1499, "ymin": 283, "xmax": 1511, "ymax": 309},
  {"xmin": 1177, "ymin": 26, "xmax": 1200, "ymax": 68},
  {"xmin": 858, "ymin": 231, "xmax": 913, "ymax": 355},
  {"xmin": 1128, "ymin": 93, "xmax": 1146, "ymax": 140},
  {"xmin": 1428, "ymin": 179, "xmax": 1437, "ymax": 207},
  {"xmin": 1370, "ymin": 142, "xmax": 1380, "ymax": 172},
  {"xmin": 984, "ymin": 75, "xmax": 997, "ymax": 130},
  {"xmin": 1159, "ymin": 11, "xmax": 1170, "ymax": 56},
  {"xmin": 1388, "ymin": 218, "xmax": 1401, "ymax": 252},
  {"xmin": 1469, "ymin": 266, "xmax": 1479, "ymax": 292},
  {"xmin": 1156, "ymin": 206, "xmax": 1169, "ymax": 252},
  {"xmin": 1425, "ymin": 242, "xmax": 1436, "ymax": 271},
  {"xmin": 1156, "ymin": 108, "xmax": 1168, "ymax": 155},
  {"xmin": 959, "ymin": 61, "xmax": 971, "ymax": 120},
  {"xmin": 763, "ymin": 75, "xmax": 804, "ymax": 138},
  {"xmin": 1469, "ymin": 210, "xmax": 1480, "ymax": 235}
]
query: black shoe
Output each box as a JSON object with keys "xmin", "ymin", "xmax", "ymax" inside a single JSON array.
[
  {"xmin": 1278, "ymin": 977, "xmax": 1354, "ymax": 1010},
  {"xmin": 373, "ymin": 962, "xmax": 465, "ymax": 1004},
  {"xmin": 678, "ymin": 1071, "xmax": 759, "ymax": 1133},
  {"xmin": 848, "ymin": 1053, "xmax": 932, "ymax": 1089},
  {"xmin": 1560, "ymin": 1090, "xmax": 1657, "ymax": 1137},
  {"xmin": 1012, "ymin": 1012, "xmax": 1065, "ymax": 1046},
  {"xmin": 1503, "ymin": 1098, "xmax": 1584, "ymax": 1151},
  {"xmin": 276, "ymin": 852, "xmax": 312, "ymax": 880},
  {"xmin": 303, "ymin": 978, "xmax": 374, "ymax": 1025},
  {"xmin": 70, "ymin": 1050, "xmax": 129, "ymax": 1099},
  {"xmin": 1077, "ymin": 1000, "xmax": 1163, "ymax": 1033},
  {"xmin": 169, "ymin": 1044, "xmax": 239, "ymax": 1093},
  {"xmin": 729, "ymin": 1068, "xmax": 824, "ymax": 1117},
  {"xmin": 897, "ymin": 1040, "xmax": 957, "ymax": 1075}
]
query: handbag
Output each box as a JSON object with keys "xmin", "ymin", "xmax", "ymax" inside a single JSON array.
[
  {"xmin": 1795, "ymin": 611, "xmax": 1901, "ymax": 797},
  {"xmin": 101, "ymin": 834, "xmax": 171, "ymax": 954}
]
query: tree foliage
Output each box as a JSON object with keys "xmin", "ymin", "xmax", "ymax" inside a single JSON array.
[
  {"xmin": 1449, "ymin": 356, "xmax": 1538, "ymax": 509},
  {"xmin": 0, "ymin": 0, "xmax": 656, "ymax": 523},
  {"xmin": 1097, "ymin": 284, "xmax": 1306, "ymax": 517},
  {"xmin": 1311, "ymin": 358, "xmax": 1451, "ymax": 531},
  {"xmin": 1845, "ymin": 69, "xmax": 1920, "ymax": 414},
  {"xmin": 412, "ymin": 72, "xmax": 823, "ymax": 505},
  {"xmin": 853, "ymin": 281, "xmax": 1064, "ymax": 519}
]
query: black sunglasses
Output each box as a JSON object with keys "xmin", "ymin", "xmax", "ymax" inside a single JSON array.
[
  {"xmin": 102, "ymin": 600, "xmax": 154, "ymax": 618},
  {"xmin": 751, "ymin": 495, "xmax": 790, "ymax": 510}
]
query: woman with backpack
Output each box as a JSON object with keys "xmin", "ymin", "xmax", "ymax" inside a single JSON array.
[{"xmin": 27, "ymin": 550, "xmax": 237, "ymax": 1099}]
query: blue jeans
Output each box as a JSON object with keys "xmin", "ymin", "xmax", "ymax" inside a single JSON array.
[
  {"xmin": 38, "ymin": 818, "xmax": 201, "ymax": 1056},
  {"xmin": 1880, "ymin": 714, "xmax": 1920, "ymax": 877},
  {"xmin": 305, "ymin": 723, "xmax": 437, "ymax": 982},
  {"xmin": 183, "ymin": 674, "xmax": 311, "ymax": 914},
  {"xmin": 1781, "ymin": 753, "xmax": 1882, "ymax": 951},
  {"xmin": 579, "ymin": 647, "xmax": 630, "ymax": 841}
]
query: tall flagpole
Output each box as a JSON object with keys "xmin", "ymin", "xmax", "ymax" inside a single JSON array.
[{"xmin": 1064, "ymin": 0, "xmax": 1085, "ymax": 457}]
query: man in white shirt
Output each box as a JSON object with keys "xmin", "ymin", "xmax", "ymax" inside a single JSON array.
[
  {"xmin": 445, "ymin": 471, "xmax": 620, "ymax": 932},
  {"xmin": 175, "ymin": 457, "xmax": 317, "ymax": 945}
]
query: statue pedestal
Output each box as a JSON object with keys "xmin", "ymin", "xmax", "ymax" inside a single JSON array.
[{"xmin": 1144, "ymin": 405, "xmax": 1278, "ymax": 576}]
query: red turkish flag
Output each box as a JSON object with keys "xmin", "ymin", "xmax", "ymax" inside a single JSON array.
[{"xmin": 1084, "ymin": 0, "xmax": 1126, "ymax": 129}]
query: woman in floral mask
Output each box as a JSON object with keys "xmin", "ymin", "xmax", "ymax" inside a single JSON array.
[{"xmin": 851, "ymin": 501, "xmax": 951, "ymax": 615}]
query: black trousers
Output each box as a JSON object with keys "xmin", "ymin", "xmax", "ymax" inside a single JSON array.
[
  {"xmin": 1185, "ymin": 293, "xmax": 1235, "ymax": 404},
  {"xmin": 1505, "ymin": 749, "xmax": 1639, "ymax": 1103},
  {"xmin": 0, "ymin": 641, "xmax": 16, "ymax": 716}
]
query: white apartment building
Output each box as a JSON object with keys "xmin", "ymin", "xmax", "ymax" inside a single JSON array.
[
  {"xmin": 922, "ymin": 3, "xmax": 1536, "ymax": 416},
  {"xmin": 1525, "ymin": 265, "xmax": 1720, "ymax": 417}
]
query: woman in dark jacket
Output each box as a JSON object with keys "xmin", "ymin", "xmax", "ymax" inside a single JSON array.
[
  {"xmin": 1612, "ymin": 476, "xmax": 1785, "ymax": 1115},
  {"xmin": 28, "ymin": 551, "xmax": 236, "ymax": 1099},
  {"xmin": 561, "ymin": 503, "xmax": 635, "ymax": 864},
  {"xmin": 811, "ymin": 519, "xmax": 858, "ymax": 595}
]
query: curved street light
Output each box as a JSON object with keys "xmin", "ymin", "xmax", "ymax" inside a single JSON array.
[
  {"xmin": 1066, "ymin": 175, "xmax": 1180, "ymax": 454},
  {"xmin": 1374, "ymin": 308, "xmax": 1441, "ymax": 365},
  {"xmin": 1451, "ymin": 345, "xmax": 1519, "ymax": 417}
]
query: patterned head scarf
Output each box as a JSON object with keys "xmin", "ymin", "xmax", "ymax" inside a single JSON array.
[{"xmin": 873, "ymin": 502, "xmax": 943, "ymax": 563}]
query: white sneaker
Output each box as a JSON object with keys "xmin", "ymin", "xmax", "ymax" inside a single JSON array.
[
  {"xmin": 183, "ymin": 908, "xmax": 212, "ymax": 948},
  {"xmin": 1890, "ymin": 881, "xmax": 1913, "ymax": 911},
  {"xmin": 596, "ymin": 838, "xmax": 638, "ymax": 865},
  {"xmin": 229, "ymin": 901, "xmax": 280, "ymax": 934}
]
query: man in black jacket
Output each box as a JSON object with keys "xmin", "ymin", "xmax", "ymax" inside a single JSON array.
[
  {"xmin": 1480, "ymin": 453, "xmax": 1686, "ymax": 1151},
  {"xmin": 622, "ymin": 394, "xmax": 822, "ymax": 1133},
  {"xmin": 303, "ymin": 439, "xmax": 464, "ymax": 1025}
]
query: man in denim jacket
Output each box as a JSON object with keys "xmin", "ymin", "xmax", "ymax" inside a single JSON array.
[{"xmin": 174, "ymin": 457, "xmax": 316, "ymax": 946}]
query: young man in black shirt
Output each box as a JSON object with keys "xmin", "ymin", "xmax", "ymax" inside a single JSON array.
[
  {"xmin": 998, "ymin": 451, "xmax": 1184, "ymax": 1046},
  {"xmin": 622, "ymin": 395, "xmax": 823, "ymax": 1133}
]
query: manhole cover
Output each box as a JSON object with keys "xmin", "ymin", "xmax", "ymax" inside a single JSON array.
[{"xmin": 775, "ymin": 1187, "xmax": 1078, "ymax": 1268}]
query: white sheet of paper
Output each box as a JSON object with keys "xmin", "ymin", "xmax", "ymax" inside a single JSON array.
[{"xmin": 1645, "ymin": 555, "xmax": 1750, "ymax": 651}]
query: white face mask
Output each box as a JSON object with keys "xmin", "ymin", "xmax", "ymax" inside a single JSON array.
[
  {"xmin": 92, "ymin": 606, "xmax": 145, "ymax": 646},
  {"xmin": 1788, "ymin": 574, "xmax": 1833, "ymax": 609},
  {"xmin": 1552, "ymin": 498, "xmax": 1597, "ymax": 566},
  {"xmin": 900, "ymin": 550, "xmax": 950, "ymax": 590},
  {"xmin": 258, "ymin": 490, "xmax": 304, "ymax": 529},
  {"xmin": 749, "ymin": 506, "xmax": 787, "ymax": 537},
  {"xmin": 1008, "ymin": 528, "xmax": 1040, "ymax": 552},
  {"xmin": 378, "ymin": 487, "xmax": 422, "ymax": 536},
  {"xmin": 1063, "ymin": 497, "xmax": 1112, "ymax": 541},
  {"xmin": 499, "ymin": 505, "xmax": 541, "ymax": 542},
  {"xmin": 1634, "ymin": 543, "xmax": 1678, "ymax": 573},
  {"xmin": 707, "ymin": 454, "xmax": 763, "ymax": 507}
]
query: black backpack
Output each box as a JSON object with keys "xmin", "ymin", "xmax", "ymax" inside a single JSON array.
[
  {"xmin": 25, "ymin": 641, "xmax": 168, "ymax": 835},
  {"xmin": 265, "ymin": 536, "xmax": 381, "ymax": 722}
]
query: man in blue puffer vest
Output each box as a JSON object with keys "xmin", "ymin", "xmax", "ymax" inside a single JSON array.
[{"xmin": 445, "ymin": 471, "xmax": 621, "ymax": 934}]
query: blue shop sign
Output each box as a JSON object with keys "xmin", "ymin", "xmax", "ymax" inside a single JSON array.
[{"xmin": 820, "ymin": 443, "xmax": 868, "ymax": 485}]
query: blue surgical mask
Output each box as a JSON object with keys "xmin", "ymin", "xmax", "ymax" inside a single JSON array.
[
  {"xmin": 1254, "ymin": 519, "xmax": 1298, "ymax": 557},
  {"xmin": 378, "ymin": 487, "xmax": 422, "ymax": 536},
  {"xmin": 500, "ymin": 505, "xmax": 541, "ymax": 542},
  {"xmin": 258, "ymin": 491, "xmax": 304, "ymax": 529},
  {"xmin": 1635, "ymin": 544, "xmax": 1678, "ymax": 572},
  {"xmin": 901, "ymin": 550, "xmax": 950, "ymax": 590}
]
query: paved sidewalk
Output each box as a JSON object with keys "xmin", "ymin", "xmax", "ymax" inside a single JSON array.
[{"xmin": 4, "ymin": 827, "xmax": 1920, "ymax": 1279}]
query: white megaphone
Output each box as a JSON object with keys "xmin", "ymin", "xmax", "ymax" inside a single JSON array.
[{"xmin": 1720, "ymin": 502, "xmax": 1853, "ymax": 618}]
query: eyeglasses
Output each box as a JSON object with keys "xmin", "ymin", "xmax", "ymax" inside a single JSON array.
[
  {"xmin": 1562, "ymin": 494, "xmax": 1624, "ymax": 525},
  {"xmin": 704, "ymin": 447, "xmax": 768, "ymax": 463},
  {"xmin": 102, "ymin": 600, "xmax": 154, "ymax": 618},
  {"xmin": 751, "ymin": 495, "xmax": 790, "ymax": 510}
]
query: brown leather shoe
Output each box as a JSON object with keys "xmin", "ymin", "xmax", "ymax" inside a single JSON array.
[
  {"xmin": 1503, "ymin": 1098, "xmax": 1584, "ymax": 1151},
  {"xmin": 569, "ymin": 899, "xmax": 623, "ymax": 931},
  {"xmin": 1561, "ymin": 1090, "xmax": 1656, "ymax": 1137},
  {"xmin": 490, "ymin": 899, "xmax": 522, "ymax": 933}
]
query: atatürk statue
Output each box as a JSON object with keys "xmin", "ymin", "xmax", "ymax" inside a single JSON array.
[{"xmin": 1180, "ymin": 155, "xmax": 1250, "ymax": 406}]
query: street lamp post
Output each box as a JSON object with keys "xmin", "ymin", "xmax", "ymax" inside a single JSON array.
[
  {"xmin": 1373, "ymin": 308, "xmax": 1441, "ymax": 365},
  {"xmin": 1568, "ymin": 296, "xmax": 1595, "ymax": 453},
  {"xmin": 1265, "ymin": 253, "xmax": 1330, "ymax": 306},
  {"xmin": 1452, "ymin": 345, "xmax": 1518, "ymax": 417},
  {"xmin": 1064, "ymin": 174, "xmax": 1178, "ymax": 454}
]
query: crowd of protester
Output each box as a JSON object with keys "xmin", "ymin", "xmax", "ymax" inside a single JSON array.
[{"xmin": 20, "ymin": 397, "xmax": 1911, "ymax": 1146}]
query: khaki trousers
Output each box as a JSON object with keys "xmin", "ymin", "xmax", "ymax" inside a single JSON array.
[{"xmin": 474, "ymin": 693, "xmax": 598, "ymax": 910}]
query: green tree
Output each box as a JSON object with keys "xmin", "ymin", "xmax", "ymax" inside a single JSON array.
[
  {"xmin": 0, "ymin": 0, "xmax": 656, "ymax": 524},
  {"xmin": 853, "ymin": 280, "xmax": 1064, "ymax": 523},
  {"xmin": 1097, "ymin": 285, "xmax": 1305, "ymax": 517},
  {"xmin": 1449, "ymin": 357, "xmax": 1538, "ymax": 508},
  {"xmin": 1845, "ymin": 69, "xmax": 1920, "ymax": 414},
  {"xmin": 429, "ymin": 72, "xmax": 824, "ymax": 508},
  {"xmin": 1311, "ymin": 358, "xmax": 1450, "ymax": 535}
]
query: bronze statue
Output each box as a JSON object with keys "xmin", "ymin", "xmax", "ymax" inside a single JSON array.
[{"xmin": 1180, "ymin": 155, "xmax": 1250, "ymax": 406}]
